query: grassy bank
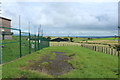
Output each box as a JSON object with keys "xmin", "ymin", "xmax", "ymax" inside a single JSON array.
[
  {"xmin": 2, "ymin": 36, "xmax": 36, "ymax": 63},
  {"xmin": 2, "ymin": 46, "xmax": 118, "ymax": 78}
]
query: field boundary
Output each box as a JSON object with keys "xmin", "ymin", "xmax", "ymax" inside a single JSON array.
[
  {"xmin": 0, "ymin": 26, "xmax": 50, "ymax": 63},
  {"xmin": 81, "ymin": 44, "xmax": 119, "ymax": 56},
  {"xmin": 50, "ymin": 42, "xmax": 119, "ymax": 56}
]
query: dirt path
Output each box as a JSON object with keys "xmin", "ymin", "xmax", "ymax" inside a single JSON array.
[{"xmin": 29, "ymin": 52, "xmax": 74, "ymax": 77}]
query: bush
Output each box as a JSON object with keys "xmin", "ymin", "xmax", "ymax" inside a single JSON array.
[
  {"xmin": 88, "ymin": 38, "xmax": 92, "ymax": 40},
  {"xmin": 47, "ymin": 37, "xmax": 51, "ymax": 40},
  {"xmin": 70, "ymin": 37, "xmax": 73, "ymax": 42},
  {"xmin": 64, "ymin": 38, "xmax": 69, "ymax": 41}
]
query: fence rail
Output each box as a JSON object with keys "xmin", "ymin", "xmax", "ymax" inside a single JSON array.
[
  {"xmin": 50, "ymin": 42, "xmax": 81, "ymax": 46},
  {"xmin": 0, "ymin": 26, "xmax": 50, "ymax": 63},
  {"xmin": 50, "ymin": 42, "xmax": 119, "ymax": 56},
  {"xmin": 81, "ymin": 44, "xmax": 119, "ymax": 56}
]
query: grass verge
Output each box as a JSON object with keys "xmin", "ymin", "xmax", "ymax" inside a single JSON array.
[{"xmin": 2, "ymin": 46, "xmax": 118, "ymax": 78}]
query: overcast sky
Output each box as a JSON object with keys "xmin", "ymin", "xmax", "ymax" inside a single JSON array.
[{"xmin": 1, "ymin": 0, "xmax": 118, "ymax": 36}]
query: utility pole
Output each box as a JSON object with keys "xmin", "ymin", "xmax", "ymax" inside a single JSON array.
[
  {"xmin": 41, "ymin": 27, "xmax": 43, "ymax": 49},
  {"xmin": 34, "ymin": 25, "xmax": 36, "ymax": 35},
  {"xmin": 28, "ymin": 21, "xmax": 30, "ymax": 33},
  {"xmin": 38, "ymin": 24, "xmax": 41, "ymax": 36},
  {"xmin": 118, "ymin": 2, "xmax": 120, "ymax": 77},
  {"xmin": 19, "ymin": 15, "xmax": 22, "ymax": 57},
  {"xmin": 38, "ymin": 24, "xmax": 41, "ymax": 50},
  {"xmin": 19, "ymin": 15, "xmax": 21, "ymax": 29},
  {"xmin": 0, "ymin": 2, "xmax": 1, "ymax": 14},
  {"xmin": 42, "ymin": 29, "xmax": 43, "ymax": 37},
  {"xmin": 0, "ymin": 1, "xmax": 2, "ymax": 65}
]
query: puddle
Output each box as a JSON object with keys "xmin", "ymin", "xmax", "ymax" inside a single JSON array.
[{"xmin": 29, "ymin": 52, "xmax": 74, "ymax": 77}]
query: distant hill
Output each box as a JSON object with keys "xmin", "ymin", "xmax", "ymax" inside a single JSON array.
[
  {"xmin": 74, "ymin": 36, "xmax": 118, "ymax": 38},
  {"xmin": 48, "ymin": 35, "xmax": 118, "ymax": 38}
]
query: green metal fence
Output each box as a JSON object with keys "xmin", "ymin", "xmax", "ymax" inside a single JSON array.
[{"xmin": 0, "ymin": 26, "xmax": 50, "ymax": 63}]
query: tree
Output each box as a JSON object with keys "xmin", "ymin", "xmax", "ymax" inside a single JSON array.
[
  {"xmin": 47, "ymin": 37, "xmax": 51, "ymax": 40},
  {"xmin": 70, "ymin": 37, "xmax": 73, "ymax": 42},
  {"xmin": 64, "ymin": 38, "xmax": 69, "ymax": 41},
  {"xmin": 88, "ymin": 38, "xmax": 92, "ymax": 40}
]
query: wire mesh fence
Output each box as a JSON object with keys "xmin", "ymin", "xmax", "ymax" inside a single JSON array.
[{"xmin": 0, "ymin": 26, "xmax": 50, "ymax": 63}]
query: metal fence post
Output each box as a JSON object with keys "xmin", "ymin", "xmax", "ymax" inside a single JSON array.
[
  {"xmin": 35, "ymin": 35, "xmax": 36, "ymax": 51},
  {"xmin": 29, "ymin": 32, "xmax": 31, "ymax": 54},
  {"xmin": 19, "ymin": 29, "xmax": 22, "ymax": 57},
  {"xmin": 48, "ymin": 40, "xmax": 50, "ymax": 47},
  {"xmin": 41, "ymin": 36, "xmax": 43, "ymax": 49},
  {"xmin": 38, "ymin": 34, "xmax": 39, "ymax": 50}
]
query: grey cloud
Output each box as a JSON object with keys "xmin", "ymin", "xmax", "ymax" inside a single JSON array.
[{"xmin": 2, "ymin": 2, "xmax": 118, "ymax": 36}]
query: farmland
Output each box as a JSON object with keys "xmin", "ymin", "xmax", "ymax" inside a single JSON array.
[
  {"xmin": 49, "ymin": 37, "xmax": 118, "ymax": 47},
  {"xmin": 2, "ymin": 46, "xmax": 118, "ymax": 78},
  {"xmin": 49, "ymin": 37, "xmax": 119, "ymax": 56}
]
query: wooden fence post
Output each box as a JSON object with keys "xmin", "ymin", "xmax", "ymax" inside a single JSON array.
[
  {"xmin": 106, "ymin": 47, "xmax": 108, "ymax": 54},
  {"xmin": 95, "ymin": 46, "xmax": 96, "ymax": 51},
  {"xmin": 104, "ymin": 47, "xmax": 106, "ymax": 53},
  {"xmin": 111, "ymin": 48, "xmax": 113, "ymax": 55},
  {"xmin": 98, "ymin": 46, "xmax": 99, "ymax": 52},
  {"xmin": 102, "ymin": 47, "xmax": 104, "ymax": 52}
]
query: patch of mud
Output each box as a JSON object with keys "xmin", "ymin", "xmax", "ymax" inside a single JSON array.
[
  {"xmin": 53, "ymin": 52, "xmax": 66, "ymax": 54},
  {"xmin": 29, "ymin": 52, "xmax": 74, "ymax": 77}
]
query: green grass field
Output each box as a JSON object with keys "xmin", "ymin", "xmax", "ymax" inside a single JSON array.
[
  {"xmin": 50, "ymin": 36, "xmax": 117, "ymax": 44},
  {"xmin": 89, "ymin": 37, "xmax": 117, "ymax": 40},
  {"xmin": 2, "ymin": 36, "xmax": 37, "ymax": 63},
  {"xmin": 73, "ymin": 37, "xmax": 117, "ymax": 42},
  {"xmin": 2, "ymin": 46, "xmax": 118, "ymax": 78},
  {"xmin": 50, "ymin": 36, "xmax": 117, "ymax": 41}
]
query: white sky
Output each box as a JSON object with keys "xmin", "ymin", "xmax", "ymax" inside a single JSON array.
[
  {"xmin": 1, "ymin": 0, "xmax": 119, "ymax": 36},
  {"xmin": 2, "ymin": 0, "xmax": 119, "ymax": 2}
]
